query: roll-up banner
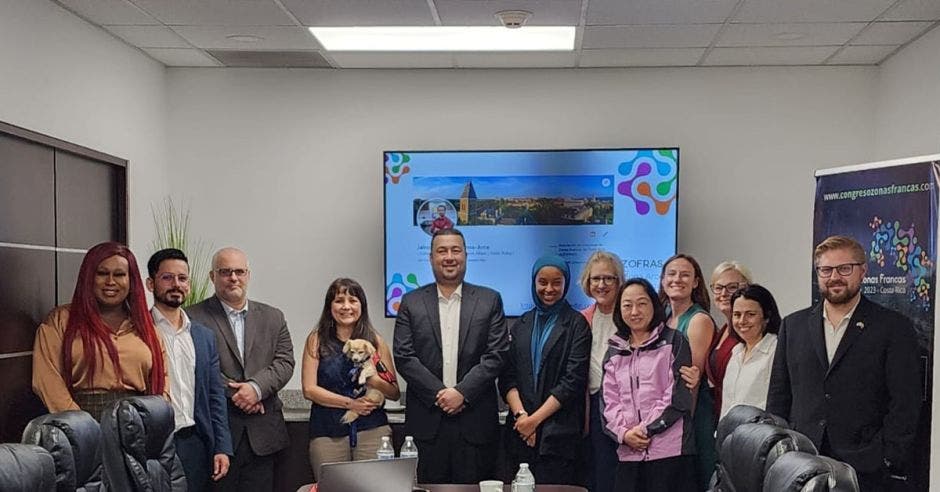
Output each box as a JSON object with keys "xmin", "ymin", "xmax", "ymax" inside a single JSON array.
[{"xmin": 815, "ymin": 154, "xmax": 940, "ymax": 491}]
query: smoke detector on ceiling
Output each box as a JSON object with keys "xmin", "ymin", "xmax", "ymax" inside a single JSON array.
[{"xmin": 495, "ymin": 10, "xmax": 532, "ymax": 29}]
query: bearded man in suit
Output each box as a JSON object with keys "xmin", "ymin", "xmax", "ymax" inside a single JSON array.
[
  {"xmin": 767, "ymin": 235, "xmax": 921, "ymax": 491},
  {"xmin": 394, "ymin": 229, "xmax": 509, "ymax": 484}
]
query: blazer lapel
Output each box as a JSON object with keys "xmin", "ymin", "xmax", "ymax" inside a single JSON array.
[
  {"xmin": 809, "ymin": 303, "xmax": 829, "ymax": 372},
  {"xmin": 458, "ymin": 284, "xmax": 477, "ymax": 353},
  {"xmin": 422, "ymin": 286, "xmax": 443, "ymax": 350},
  {"xmin": 514, "ymin": 314, "xmax": 535, "ymax": 391},
  {"xmin": 826, "ymin": 298, "xmax": 867, "ymax": 377},
  {"xmin": 209, "ymin": 296, "xmax": 245, "ymax": 370},
  {"xmin": 243, "ymin": 300, "xmax": 258, "ymax": 366}
]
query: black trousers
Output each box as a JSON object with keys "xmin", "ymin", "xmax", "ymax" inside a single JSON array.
[
  {"xmin": 212, "ymin": 428, "xmax": 274, "ymax": 492},
  {"xmin": 175, "ymin": 426, "xmax": 210, "ymax": 492},
  {"xmin": 414, "ymin": 417, "xmax": 496, "ymax": 484},
  {"xmin": 614, "ymin": 455, "xmax": 695, "ymax": 492}
]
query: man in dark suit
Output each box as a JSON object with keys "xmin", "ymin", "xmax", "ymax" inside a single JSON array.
[
  {"xmin": 187, "ymin": 247, "xmax": 295, "ymax": 492},
  {"xmin": 394, "ymin": 228, "xmax": 509, "ymax": 484},
  {"xmin": 146, "ymin": 248, "xmax": 233, "ymax": 492},
  {"xmin": 767, "ymin": 235, "xmax": 921, "ymax": 491}
]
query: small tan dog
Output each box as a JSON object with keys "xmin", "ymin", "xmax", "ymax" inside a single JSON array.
[{"xmin": 340, "ymin": 339, "xmax": 386, "ymax": 424}]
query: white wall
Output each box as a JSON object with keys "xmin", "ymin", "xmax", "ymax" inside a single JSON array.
[
  {"xmin": 0, "ymin": 0, "xmax": 168, "ymax": 252},
  {"xmin": 166, "ymin": 66, "xmax": 877, "ymax": 389},
  {"xmin": 875, "ymin": 26, "xmax": 940, "ymax": 159},
  {"xmin": 873, "ymin": 25, "xmax": 940, "ymax": 489}
]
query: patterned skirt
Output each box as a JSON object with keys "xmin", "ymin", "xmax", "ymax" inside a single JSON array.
[{"xmin": 73, "ymin": 390, "xmax": 142, "ymax": 422}]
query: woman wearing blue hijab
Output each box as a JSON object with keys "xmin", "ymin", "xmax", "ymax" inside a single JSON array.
[{"xmin": 500, "ymin": 255, "xmax": 592, "ymax": 485}]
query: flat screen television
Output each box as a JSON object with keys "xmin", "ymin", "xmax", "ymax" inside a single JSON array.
[{"xmin": 383, "ymin": 148, "xmax": 679, "ymax": 317}]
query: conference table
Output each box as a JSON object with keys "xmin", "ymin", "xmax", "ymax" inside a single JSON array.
[{"xmin": 297, "ymin": 485, "xmax": 587, "ymax": 492}]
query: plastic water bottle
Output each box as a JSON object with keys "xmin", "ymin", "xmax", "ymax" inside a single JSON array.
[
  {"xmin": 400, "ymin": 436, "xmax": 419, "ymax": 484},
  {"xmin": 400, "ymin": 436, "xmax": 418, "ymax": 460},
  {"xmin": 512, "ymin": 463, "xmax": 535, "ymax": 492},
  {"xmin": 376, "ymin": 436, "xmax": 395, "ymax": 460}
]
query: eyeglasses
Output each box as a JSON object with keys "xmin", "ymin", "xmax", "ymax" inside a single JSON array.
[
  {"xmin": 712, "ymin": 282, "xmax": 744, "ymax": 295},
  {"xmin": 815, "ymin": 262, "xmax": 863, "ymax": 277},
  {"xmin": 216, "ymin": 268, "xmax": 249, "ymax": 278},
  {"xmin": 589, "ymin": 275, "xmax": 618, "ymax": 286},
  {"xmin": 156, "ymin": 273, "xmax": 189, "ymax": 283}
]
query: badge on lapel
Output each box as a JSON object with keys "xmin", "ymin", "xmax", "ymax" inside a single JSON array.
[{"xmin": 856, "ymin": 321, "xmax": 865, "ymax": 330}]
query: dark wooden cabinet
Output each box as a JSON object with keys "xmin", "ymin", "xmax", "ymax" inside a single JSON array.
[{"xmin": 0, "ymin": 121, "xmax": 127, "ymax": 443}]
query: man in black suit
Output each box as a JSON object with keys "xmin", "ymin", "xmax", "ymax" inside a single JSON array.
[
  {"xmin": 187, "ymin": 247, "xmax": 295, "ymax": 492},
  {"xmin": 767, "ymin": 235, "xmax": 921, "ymax": 491},
  {"xmin": 394, "ymin": 228, "xmax": 509, "ymax": 484}
]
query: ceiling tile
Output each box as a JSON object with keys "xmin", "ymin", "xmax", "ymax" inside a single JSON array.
[
  {"xmin": 142, "ymin": 48, "xmax": 221, "ymax": 66},
  {"xmin": 206, "ymin": 50, "xmax": 333, "ymax": 67},
  {"xmin": 329, "ymin": 52, "xmax": 455, "ymax": 68},
  {"xmin": 435, "ymin": 1, "xmax": 581, "ymax": 26},
  {"xmin": 58, "ymin": 0, "xmax": 159, "ymax": 25},
  {"xmin": 280, "ymin": 0, "xmax": 433, "ymax": 26},
  {"xmin": 586, "ymin": 0, "xmax": 740, "ymax": 25},
  {"xmin": 851, "ymin": 21, "xmax": 934, "ymax": 44},
  {"xmin": 703, "ymin": 46, "xmax": 838, "ymax": 65},
  {"xmin": 579, "ymin": 48, "xmax": 705, "ymax": 66},
  {"xmin": 827, "ymin": 45, "xmax": 899, "ymax": 64},
  {"xmin": 882, "ymin": 0, "xmax": 940, "ymax": 21},
  {"xmin": 129, "ymin": 0, "xmax": 295, "ymax": 26},
  {"xmin": 717, "ymin": 22, "xmax": 866, "ymax": 47},
  {"xmin": 734, "ymin": 0, "xmax": 895, "ymax": 22},
  {"xmin": 172, "ymin": 26, "xmax": 321, "ymax": 50},
  {"xmin": 106, "ymin": 25, "xmax": 191, "ymax": 48},
  {"xmin": 583, "ymin": 24, "xmax": 720, "ymax": 49},
  {"xmin": 454, "ymin": 52, "xmax": 578, "ymax": 68}
]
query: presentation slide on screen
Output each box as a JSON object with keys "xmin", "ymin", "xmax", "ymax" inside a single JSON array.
[{"xmin": 384, "ymin": 149, "xmax": 678, "ymax": 316}]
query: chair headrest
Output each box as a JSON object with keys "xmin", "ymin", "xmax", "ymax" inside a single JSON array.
[
  {"xmin": 721, "ymin": 423, "xmax": 797, "ymax": 492},
  {"xmin": 104, "ymin": 396, "xmax": 175, "ymax": 460},
  {"xmin": 22, "ymin": 411, "xmax": 102, "ymax": 490},
  {"xmin": 763, "ymin": 451, "xmax": 860, "ymax": 492},
  {"xmin": 0, "ymin": 443, "xmax": 57, "ymax": 491},
  {"xmin": 716, "ymin": 405, "xmax": 788, "ymax": 449}
]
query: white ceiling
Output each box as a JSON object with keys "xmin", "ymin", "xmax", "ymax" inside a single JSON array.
[{"xmin": 53, "ymin": 0, "xmax": 940, "ymax": 68}]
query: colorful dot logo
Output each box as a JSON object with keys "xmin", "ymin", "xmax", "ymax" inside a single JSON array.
[
  {"xmin": 869, "ymin": 215, "xmax": 934, "ymax": 310},
  {"xmin": 385, "ymin": 153, "xmax": 411, "ymax": 184},
  {"xmin": 616, "ymin": 150, "xmax": 677, "ymax": 215},
  {"xmin": 386, "ymin": 272, "xmax": 421, "ymax": 315}
]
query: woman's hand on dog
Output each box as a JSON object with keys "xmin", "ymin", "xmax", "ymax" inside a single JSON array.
[{"xmin": 349, "ymin": 397, "xmax": 379, "ymax": 416}]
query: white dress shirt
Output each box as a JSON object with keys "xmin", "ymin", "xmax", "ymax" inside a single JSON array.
[
  {"xmin": 438, "ymin": 284, "xmax": 463, "ymax": 388},
  {"xmin": 589, "ymin": 309, "xmax": 616, "ymax": 395},
  {"xmin": 152, "ymin": 307, "xmax": 196, "ymax": 432},
  {"xmin": 720, "ymin": 333, "xmax": 778, "ymax": 419},
  {"xmin": 822, "ymin": 297, "xmax": 860, "ymax": 363},
  {"xmin": 220, "ymin": 299, "xmax": 262, "ymax": 400}
]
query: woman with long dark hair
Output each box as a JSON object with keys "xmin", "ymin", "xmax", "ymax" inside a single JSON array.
[
  {"xmin": 32, "ymin": 241, "xmax": 168, "ymax": 419},
  {"xmin": 301, "ymin": 278, "xmax": 400, "ymax": 480},
  {"xmin": 659, "ymin": 253, "xmax": 717, "ymax": 490}
]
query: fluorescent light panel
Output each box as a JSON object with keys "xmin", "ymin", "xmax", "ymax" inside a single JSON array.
[{"xmin": 309, "ymin": 26, "xmax": 575, "ymax": 51}]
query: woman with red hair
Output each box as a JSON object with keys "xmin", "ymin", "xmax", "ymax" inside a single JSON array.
[{"xmin": 33, "ymin": 241, "xmax": 168, "ymax": 420}]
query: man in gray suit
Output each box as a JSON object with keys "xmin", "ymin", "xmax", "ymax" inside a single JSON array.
[
  {"xmin": 187, "ymin": 247, "xmax": 295, "ymax": 492},
  {"xmin": 394, "ymin": 229, "xmax": 509, "ymax": 484}
]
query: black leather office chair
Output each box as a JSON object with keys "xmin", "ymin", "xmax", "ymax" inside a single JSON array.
[
  {"xmin": 0, "ymin": 443, "xmax": 57, "ymax": 491},
  {"xmin": 711, "ymin": 405, "xmax": 790, "ymax": 491},
  {"xmin": 22, "ymin": 410, "xmax": 104, "ymax": 492},
  {"xmin": 718, "ymin": 423, "xmax": 818, "ymax": 492},
  {"xmin": 100, "ymin": 395, "xmax": 186, "ymax": 491},
  {"xmin": 763, "ymin": 451, "xmax": 860, "ymax": 492}
]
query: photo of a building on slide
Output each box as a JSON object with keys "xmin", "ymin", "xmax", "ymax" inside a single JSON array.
[{"xmin": 413, "ymin": 175, "xmax": 614, "ymax": 227}]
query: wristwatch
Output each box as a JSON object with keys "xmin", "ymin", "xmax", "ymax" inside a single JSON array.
[{"xmin": 514, "ymin": 410, "xmax": 528, "ymax": 419}]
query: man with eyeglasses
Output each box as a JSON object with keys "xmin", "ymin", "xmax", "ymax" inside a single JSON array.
[
  {"xmin": 767, "ymin": 235, "xmax": 920, "ymax": 491},
  {"xmin": 146, "ymin": 248, "xmax": 232, "ymax": 491},
  {"xmin": 187, "ymin": 247, "xmax": 295, "ymax": 492}
]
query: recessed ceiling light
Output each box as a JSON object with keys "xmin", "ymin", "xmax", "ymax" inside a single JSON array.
[
  {"xmin": 308, "ymin": 26, "xmax": 575, "ymax": 51},
  {"xmin": 774, "ymin": 32, "xmax": 805, "ymax": 41},
  {"xmin": 226, "ymin": 34, "xmax": 265, "ymax": 43}
]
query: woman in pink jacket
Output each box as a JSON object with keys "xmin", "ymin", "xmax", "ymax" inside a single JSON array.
[{"xmin": 601, "ymin": 278, "xmax": 696, "ymax": 491}]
